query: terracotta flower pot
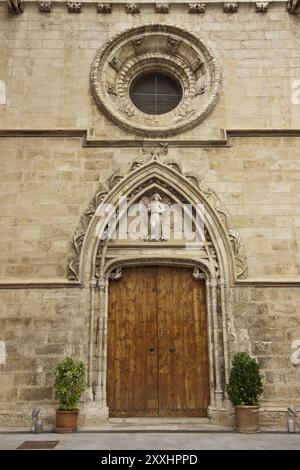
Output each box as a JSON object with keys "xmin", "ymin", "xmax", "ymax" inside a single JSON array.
[
  {"xmin": 235, "ymin": 405, "xmax": 260, "ymax": 433},
  {"xmin": 54, "ymin": 409, "xmax": 79, "ymax": 433}
]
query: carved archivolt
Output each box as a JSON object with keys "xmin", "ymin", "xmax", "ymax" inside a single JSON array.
[
  {"xmin": 90, "ymin": 24, "xmax": 221, "ymax": 137},
  {"xmin": 67, "ymin": 151, "xmax": 247, "ymax": 282}
]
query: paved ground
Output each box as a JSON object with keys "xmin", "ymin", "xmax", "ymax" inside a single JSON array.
[{"xmin": 0, "ymin": 431, "xmax": 299, "ymax": 450}]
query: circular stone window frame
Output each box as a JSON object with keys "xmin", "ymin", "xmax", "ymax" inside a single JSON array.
[{"xmin": 91, "ymin": 24, "xmax": 222, "ymax": 137}]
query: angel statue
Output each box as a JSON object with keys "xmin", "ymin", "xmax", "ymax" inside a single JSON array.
[
  {"xmin": 149, "ymin": 193, "xmax": 167, "ymax": 241},
  {"xmin": 139, "ymin": 193, "xmax": 169, "ymax": 241}
]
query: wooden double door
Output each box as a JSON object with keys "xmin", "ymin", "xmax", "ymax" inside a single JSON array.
[{"xmin": 107, "ymin": 266, "xmax": 209, "ymax": 417}]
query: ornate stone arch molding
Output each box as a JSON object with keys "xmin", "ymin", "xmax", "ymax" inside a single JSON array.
[
  {"xmin": 67, "ymin": 152, "xmax": 247, "ymax": 285},
  {"xmin": 90, "ymin": 23, "xmax": 221, "ymax": 137},
  {"xmin": 69, "ymin": 152, "xmax": 247, "ymax": 423}
]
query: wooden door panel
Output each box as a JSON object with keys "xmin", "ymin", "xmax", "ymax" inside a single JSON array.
[
  {"xmin": 107, "ymin": 266, "xmax": 209, "ymax": 418},
  {"xmin": 157, "ymin": 267, "xmax": 209, "ymax": 417},
  {"xmin": 107, "ymin": 267, "xmax": 158, "ymax": 417}
]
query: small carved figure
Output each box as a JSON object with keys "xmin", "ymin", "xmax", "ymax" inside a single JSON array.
[{"xmin": 148, "ymin": 193, "xmax": 168, "ymax": 241}]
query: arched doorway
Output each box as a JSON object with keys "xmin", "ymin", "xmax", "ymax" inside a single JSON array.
[
  {"xmin": 67, "ymin": 151, "xmax": 248, "ymax": 424},
  {"xmin": 107, "ymin": 266, "xmax": 210, "ymax": 417}
]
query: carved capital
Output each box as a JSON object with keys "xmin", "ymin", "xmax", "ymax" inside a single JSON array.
[
  {"xmin": 125, "ymin": 3, "xmax": 140, "ymax": 14},
  {"xmin": 189, "ymin": 3, "xmax": 206, "ymax": 13},
  {"xmin": 192, "ymin": 267, "xmax": 206, "ymax": 281},
  {"xmin": 39, "ymin": 1, "xmax": 52, "ymax": 12},
  {"xmin": 155, "ymin": 3, "xmax": 170, "ymax": 13},
  {"xmin": 223, "ymin": 2, "xmax": 239, "ymax": 13},
  {"xmin": 97, "ymin": 2, "xmax": 112, "ymax": 13},
  {"xmin": 256, "ymin": 2, "xmax": 268, "ymax": 12},
  {"xmin": 7, "ymin": 0, "xmax": 24, "ymax": 14},
  {"xmin": 90, "ymin": 278, "xmax": 98, "ymax": 288},
  {"xmin": 97, "ymin": 276, "xmax": 107, "ymax": 291},
  {"xmin": 108, "ymin": 267, "xmax": 122, "ymax": 281},
  {"xmin": 67, "ymin": 2, "xmax": 82, "ymax": 13}
]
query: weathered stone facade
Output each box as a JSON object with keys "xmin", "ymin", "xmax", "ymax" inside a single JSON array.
[{"xmin": 0, "ymin": 0, "xmax": 300, "ymax": 429}]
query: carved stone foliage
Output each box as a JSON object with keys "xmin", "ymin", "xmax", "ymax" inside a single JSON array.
[
  {"xmin": 255, "ymin": 2, "xmax": 268, "ymax": 12},
  {"xmin": 189, "ymin": 3, "xmax": 206, "ymax": 14},
  {"xmin": 223, "ymin": 2, "xmax": 239, "ymax": 13},
  {"xmin": 97, "ymin": 2, "xmax": 112, "ymax": 13},
  {"xmin": 39, "ymin": 1, "xmax": 52, "ymax": 12},
  {"xmin": 155, "ymin": 3, "xmax": 170, "ymax": 13},
  {"xmin": 90, "ymin": 24, "xmax": 221, "ymax": 137},
  {"xmin": 192, "ymin": 267, "xmax": 206, "ymax": 280},
  {"xmin": 7, "ymin": 0, "xmax": 24, "ymax": 14},
  {"xmin": 286, "ymin": 0, "xmax": 300, "ymax": 14},
  {"xmin": 67, "ymin": 152, "xmax": 247, "ymax": 282},
  {"xmin": 67, "ymin": 2, "xmax": 82, "ymax": 13},
  {"xmin": 125, "ymin": 3, "xmax": 140, "ymax": 13}
]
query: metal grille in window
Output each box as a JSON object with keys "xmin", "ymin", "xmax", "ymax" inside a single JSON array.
[{"xmin": 130, "ymin": 72, "xmax": 182, "ymax": 115}]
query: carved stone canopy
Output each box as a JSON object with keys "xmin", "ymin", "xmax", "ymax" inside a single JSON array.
[{"xmin": 90, "ymin": 24, "xmax": 221, "ymax": 137}]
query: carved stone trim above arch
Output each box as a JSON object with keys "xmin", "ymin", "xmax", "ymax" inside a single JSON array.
[
  {"xmin": 70, "ymin": 150, "xmax": 248, "ymax": 423},
  {"xmin": 67, "ymin": 151, "xmax": 247, "ymax": 285}
]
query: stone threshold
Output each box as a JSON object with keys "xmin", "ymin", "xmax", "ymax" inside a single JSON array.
[{"xmin": 0, "ymin": 423, "xmax": 287, "ymax": 433}]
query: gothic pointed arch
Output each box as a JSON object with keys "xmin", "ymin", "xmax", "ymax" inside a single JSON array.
[{"xmin": 67, "ymin": 152, "xmax": 247, "ymax": 285}]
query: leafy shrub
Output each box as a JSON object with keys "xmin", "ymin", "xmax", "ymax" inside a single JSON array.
[
  {"xmin": 54, "ymin": 357, "xmax": 85, "ymax": 411},
  {"xmin": 226, "ymin": 352, "xmax": 263, "ymax": 406}
]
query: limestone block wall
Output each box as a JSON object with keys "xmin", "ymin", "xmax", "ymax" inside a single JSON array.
[
  {"xmin": 0, "ymin": 0, "xmax": 300, "ymax": 428},
  {"xmin": 0, "ymin": 2, "xmax": 300, "ymax": 138},
  {"xmin": 0, "ymin": 136, "xmax": 300, "ymax": 280}
]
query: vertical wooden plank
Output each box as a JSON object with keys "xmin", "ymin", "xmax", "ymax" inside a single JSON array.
[
  {"xmin": 107, "ymin": 267, "xmax": 158, "ymax": 417},
  {"xmin": 158, "ymin": 267, "xmax": 209, "ymax": 417}
]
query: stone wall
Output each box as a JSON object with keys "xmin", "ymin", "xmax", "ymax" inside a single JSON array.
[
  {"xmin": 0, "ymin": 135, "xmax": 299, "ymax": 280},
  {"xmin": 0, "ymin": 2, "xmax": 300, "ymax": 137},
  {"xmin": 0, "ymin": 0, "xmax": 300, "ymax": 429}
]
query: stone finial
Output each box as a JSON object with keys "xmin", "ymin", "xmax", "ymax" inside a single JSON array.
[
  {"xmin": 223, "ymin": 2, "xmax": 239, "ymax": 13},
  {"xmin": 155, "ymin": 3, "xmax": 170, "ymax": 13},
  {"xmin": 188, "ymin": 3, "xmax": 206, "ymax": 14},
  {"xmin": 255, "ymin": 2, "xmax": 268, "ymax": 12},
  {"xmin": 125, "ymin": 3, "xmax": 140, "ymax": 13},
  {"xmin": 286, "ymin": 0, "xmax": 300, "ymax": 14},
  {"xmin": 67, "ymin": 2, "xmax": 82, "ymax": 13},
  {"xmin": 7, "ymin": 0, "xmax": 24, "ymax": 14},
  {"xmin": 39, "ymin": 1, "xmax": 52, "ymax": 12},
  {"xmin": 97, "ymin": 2, "xmax": 112, "ymax": 13}
]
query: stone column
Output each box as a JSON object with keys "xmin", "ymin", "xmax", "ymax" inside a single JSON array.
[
  {"xmin": 211, "ymin": 278, "xmax": 223, "ymax": 408},
  {"xmin": 86, "ymin": 278, "xmax": 97, "ymax": 401},
  {"xmin": 93, "ymin": 276, "xmax": 109, "ymax": 417}
]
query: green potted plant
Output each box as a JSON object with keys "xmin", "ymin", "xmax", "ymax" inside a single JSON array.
[
  {"xmin": 53, "ymin": 357, "xmax": 85, "ymax": 433},
  {"xmin": 226, "ymin": 352, "xmax": 263, "ymax": 433}
]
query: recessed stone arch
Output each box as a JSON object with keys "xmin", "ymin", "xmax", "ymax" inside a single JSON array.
[{"xmin": 68, "ymin": 151, "xmax": 247, "ymax": 424}]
